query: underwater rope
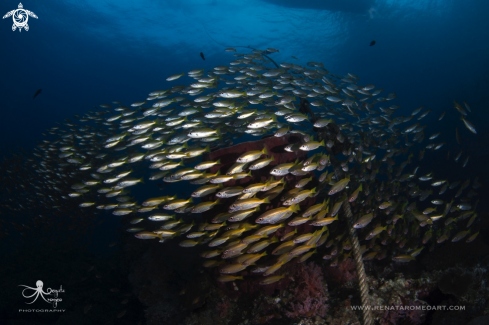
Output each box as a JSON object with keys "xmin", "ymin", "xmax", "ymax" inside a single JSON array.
[
  {"xmin": 332, "ymin": 164, "xmax": 373, "ymax": 325},
  {"xmin": 342, "ymin": 196, "xmax": 373, "ymax": 325},
  {"xmin": 298, "ymin": 96, "xmax": 373, "ymax": 324},
  {"xmin": 197, "ymin": 25, "xmax": 371, "ymax": 318}
]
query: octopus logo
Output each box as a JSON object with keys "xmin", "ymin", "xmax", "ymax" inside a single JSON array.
[
  {"xmin": 3, "ymin": 3, "xmax": 38, "ymax": 32},
  {"xmin": 19, "ymin": 280, "xmax": 64, "ymax": 308}
]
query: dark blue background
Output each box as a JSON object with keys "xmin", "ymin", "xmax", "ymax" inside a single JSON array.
[
  {"xmin": 1, "ymin": 0, "xmax": 488, "ymax": 153},
  {"xmin": 1, "ymin": 0, "xmax": 489, "ymax": 248}
]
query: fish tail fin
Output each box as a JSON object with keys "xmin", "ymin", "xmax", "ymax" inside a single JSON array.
[{"xmin": 290, "ymin": 204, "xmax": 300, "ymax": 213}]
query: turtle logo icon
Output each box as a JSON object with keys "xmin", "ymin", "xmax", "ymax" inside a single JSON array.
[{"xmin": 3, "ymin": 3, "xmax": 37, "ymax": 32}]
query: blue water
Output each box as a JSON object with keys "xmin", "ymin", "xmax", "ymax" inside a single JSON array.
[
  {"xmin": 1, "ymin": 0, "xmax": 488, "ymax": 251},
  {"xmin": 1, "ymin": 0, "xmax": 488, "ymax": 254},
  {"xmin": 2, "ymin": 1, "xmax": 489, "ymax": 323},
  {"xmin": 1, "ymin": 0, "xmax": 488, "ymax": 154}
]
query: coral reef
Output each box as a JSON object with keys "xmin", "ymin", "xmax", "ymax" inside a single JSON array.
[
  {"xmin": 324, "ymin": 259, "xmax": 357, "ymax": 288},
  {"xmin": 285, "ymin": 263, "xmax": 328, "ymax": 318},
  {"xmin": 120, "ymin": 216, "xmax": 489, "ymax": 325}
]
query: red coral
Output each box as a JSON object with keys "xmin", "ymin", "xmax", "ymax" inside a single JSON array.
[
  {"xmin": 217, "ymin": 299, "xmax": 232, "ymax": 318},
  {"xmin": 324, "ymin": 258, "xmax": 357, "ymax": 284},
  {"xmin": 286, "ymin": 263, "xmax": 328, "ymax": 318}
]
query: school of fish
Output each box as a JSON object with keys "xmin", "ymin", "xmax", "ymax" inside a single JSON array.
[{"xmin": 0, "ymin": 47, "xmax": 481, "ymax": 286}]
